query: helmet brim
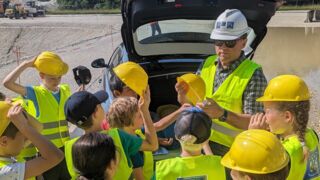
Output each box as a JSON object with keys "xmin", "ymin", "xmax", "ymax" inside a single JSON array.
[{"xmin": 210, "ymin": 27, "xmax": 251, "ymax": 40}]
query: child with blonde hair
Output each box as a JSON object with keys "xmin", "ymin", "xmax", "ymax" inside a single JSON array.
[{"xmin": 108, "ymin": 96, "xmax": 155, "ymax": 180}]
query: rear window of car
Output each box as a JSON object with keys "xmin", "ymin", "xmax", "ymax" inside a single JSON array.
[{"xmin": 136, "ymin": 19, "xmax": 215, "ymax": 44}]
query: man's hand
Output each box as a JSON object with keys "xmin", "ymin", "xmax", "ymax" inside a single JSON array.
[
  {"xmin": 175, "ymin": 81, "xmax": 189, "ymax": 105},
  {"xmin": 248, "ymin": 113, "xmax": 269, "ymax": 130},
  {"xmin": 196, "ymin": 98, "xmax": 224, "ymax": 119},
  {"xmin": 139, "ymin": 86, "xmax": 151, "ymax": 112},
  {"xmin": 158, "ymin": 138, "xmax": 173, "ymax": 147}
]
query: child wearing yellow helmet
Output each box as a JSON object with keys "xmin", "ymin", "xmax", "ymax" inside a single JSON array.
[
  {"xmin": 64, "ymin": 90, "xmax": 158, "ymax": 180},
  {"xmin": 222, "ymin": 129, "xmax": 290, "ymax": 180},
  {"xmin": 0, "ymin": 102, "xmax": 64, "ymax": 179},
  {"xmin": 106, "ymin": 62, "xmax": 192, "ymax": 179},
  {"xmin": 249, "ymin": 75, "xmax": 320, "ymax": 180},
  {"xmin": 2, "ymin": 51, "xmax": 71, "ymax": 179}
]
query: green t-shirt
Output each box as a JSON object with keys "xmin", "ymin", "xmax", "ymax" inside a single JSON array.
[{"xmin": 117, "ymin": 129, "xmax": 143, "ymax": 166}]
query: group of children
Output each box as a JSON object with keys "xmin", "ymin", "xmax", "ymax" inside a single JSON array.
[{"xmin": 0, "ymin": 50, "xmax": 319, "ymax": 180}]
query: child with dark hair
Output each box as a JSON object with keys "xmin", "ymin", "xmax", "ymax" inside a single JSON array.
[
  {"xmin": 0, "ymin": 102, "xmax": 63, "ymax": 179},
  {"xmin": 0, "ymin": 92, "xmax": 5, "ymax": 100},
  {"xmin": 249, "ymin": 75, "xmax": 320, "ymax": 180},
  {"xmin": 155, "ymin": 107, "xmax": 226, "ymax": 179},
  {"xmin": 107, "ymin": 63, "xmax": 190, "ymax": 180},
  {"xmin": 64, "ymin": 89, "xmax": 158, "ymax": 180},
  {"xmin": 72, "ymin": 132, "xmax": 117, "ymax": 180}
]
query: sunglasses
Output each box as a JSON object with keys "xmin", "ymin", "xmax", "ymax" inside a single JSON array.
[{"xmin": 213, "ymin": 39, "xmax": 238, "ymax": 48}]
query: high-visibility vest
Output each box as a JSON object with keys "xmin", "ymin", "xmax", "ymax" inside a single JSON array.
[
  {"xmin": 33, "ymin": 84, "xmax": 70, "ymax": 148},
  {"xmin": 0, "ymin": 157, "xmax": 35, "ymax": 180},
  {"xmin": 65, "ymin": 129, "xmax": 132, "ymax": 180},
  {"xmin": 155, "ymin": 155, "xmax": 226, "ymax": 180},
  {"xmin": 135, "ymin": 129, "xmax": 154, "ymax": 180},
  {"xmin": 282, "ymin": 135, "xmax": 307, "ymax": 180},
  {"xmin": 200, "ymin": 55, "xmax": 260, "ymax": 147},
  {"xmin": 11, "ymin": 97, "xmax": 38, "ymax": 159},
  {"xmin": 304, "ymin": 128, "xmax": 320, "ymax": 180}
]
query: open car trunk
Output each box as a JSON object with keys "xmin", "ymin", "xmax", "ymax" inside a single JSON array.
[
  {"xmin": 118, "ymin": 0, "xmax": 278, "ymax": 111},
  {"xmin": 121, "ymin": 0, "xmax": 277, "ymax": 61},
  {"xmin": 142, "ymin": 59, "xmax": 202, "ymax": 111}
]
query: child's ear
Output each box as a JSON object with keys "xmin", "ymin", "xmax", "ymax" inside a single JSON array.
[
  {"xmin": 244, "ymin": 175, "xmax": 252, "ymax": 180},
  {"xmin": 39, "ymin": 72, "xmax": 45, "ymax": 79},
  {"xmin": 0, "ymin": 136, "xmax": 9, "ymax": 147},
  {"xmin": 113, "ymin": 90, "xmax": 121, "ymax": 98},
  {"xmin": 284, "ymin": 111, "xmax": 294, "ymax": 124},
  {"xmin": 92, "ymin": 105, "xmax": 99, "ymax": 118}
]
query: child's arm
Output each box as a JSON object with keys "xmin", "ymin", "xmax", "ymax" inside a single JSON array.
[
  {"xmin": 22, "ymin": 110, "xmax": 43, "ymax": 147},
  {"xmin": 139, "ymin": 87, "xmax": 158, "ymax": 151},
  {"xmin": 202, "ymin": 140, "xmax": 213, "ymax": 155},
  {"xmin": 7, "ymin": 104, "xmax": 64, "ymax": 179},
  {"xmin": 2, "ymin": 58, "xmax": 36, "ymax": 96},
  {"xmin": 153, "ymin": 103, "xmax": 191, "ymax": 132},
  {"xmin": 24, "ymin": 111, "xmax": 43, "ymax": 132},
  {"xmin": 133, "ymin": 168, "xmax": 144, "ymax": 180}
]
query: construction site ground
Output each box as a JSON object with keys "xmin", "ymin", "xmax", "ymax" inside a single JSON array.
[{"xmin": 0, "ymin": 11, "xmax": 319, "ymax": 133}]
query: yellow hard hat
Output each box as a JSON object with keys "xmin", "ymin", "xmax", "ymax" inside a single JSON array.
[
  {"xmin": 257, "ymin": 75, "xmax": 310, "ymax": 102},
  {"xmin": 177, "ymin": 73, "xmax": 206, "ymax": 105},
  {"xmin": 221, "ymin": 129, "xmax": 289, "ymax": 174},
  {"xmin": 34, "ymin": 51, "xmax": 69, "ymax": 76},
  {"xmin": 0, "ymin": 101, "xmax": 12, "ymax": 136},
  {"xmin": 113, "ymin": 62, "xmax": 148, "ymax": 96}
]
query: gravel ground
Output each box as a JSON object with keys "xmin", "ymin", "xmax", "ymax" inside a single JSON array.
[{"xmin": 0, "ymin": 12, "xmax": 319, "ymax": 134}]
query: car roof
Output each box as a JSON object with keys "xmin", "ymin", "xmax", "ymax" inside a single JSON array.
[{"xmin": 121, "ymin": 0, "xmax": 277, "ymax": 61}]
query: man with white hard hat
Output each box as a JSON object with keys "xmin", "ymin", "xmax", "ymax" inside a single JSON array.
[{"xmin": 176, "ymin": 9, "xmax": 267, "ymax": 156}]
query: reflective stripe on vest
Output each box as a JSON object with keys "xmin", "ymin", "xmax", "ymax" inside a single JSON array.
[
  {"xmin": 156, "ymin": 155, "xmax": 226, "ymax": 180},
  {"xmin": 282, "ymin": 135, "xmax": 307, "ymax": 180},
  {"xmin": 65, "ymin": 129, "xmax": 132, "ymax": 180},
  {"xmin": 0, "ymin": 157, "xmax": 35, "ymax": 180},
  {"xmin": 34, "ymin": 84, "xmax": 71, "ymax": 148},
  {"xmin": 135, "ymin": 129, "xmax": 154, "ymax": 180},
  {"xmin": 200, "ymin": 55, "xmax": 260, "ymax": 147},
  {"xmin": 305, "ymin": 128, "xmax": 320, "ymax": 180}
]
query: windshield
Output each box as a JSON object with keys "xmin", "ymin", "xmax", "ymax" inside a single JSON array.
[{"xmin": 136, "ymin": 19, "xmax": 215, "ymax": 44}]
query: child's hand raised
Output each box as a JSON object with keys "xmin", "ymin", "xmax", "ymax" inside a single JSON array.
[
  {"xmin": 7, "ymin": 104, "xmax": 28, "ymax": 126},
  {"xmin": 248, "ymin": 113, "xmax": 269, "ymax": 130},
  {"xmin": 177, "ymin": 103, "xmax": 192, "ymax": 113},
  {"xmin": 24, "ymin": 56, "xmax": 37, "ymax": 68},
  {"xmin": 139, "ymin": 86, "xmax": 151, "ymax": 112}
]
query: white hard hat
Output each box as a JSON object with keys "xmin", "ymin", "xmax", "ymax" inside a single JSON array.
[{"xmin": 211, "ymin": 9, "xmax": 251, "ymax": 40}]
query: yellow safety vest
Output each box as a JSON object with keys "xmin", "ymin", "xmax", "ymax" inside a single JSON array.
[
  {"xmin": 135, "ymin": 129, "xmax": 154, "ymax": 180},
  {"xmin": 33, "ymin": 84, "xmax": 70, "ymax": 148},
  {"xmin": 0, "ymin": 157, "xmax": 35, "ymax": 180},
  {"xmin": 305, "ymin": 128, "xmax": 320, "ymax": 180},
  {"xmin": 200, "ymin": 55, "xmax": 260, "ymax": 147},
  {"xmin": 65, "ymin": 129, "xmax": 132, "ymax": 180},
  {"xmin": 282, "ymin": 135, "xmax": 307, "ymax": 180},
  {"xmin": 11, "ymin": 97, "xmax": 38, "ymax": 159},
  {"xmin": 155, "ymin": 155, "xmax": 225, "ymax": 180}
]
